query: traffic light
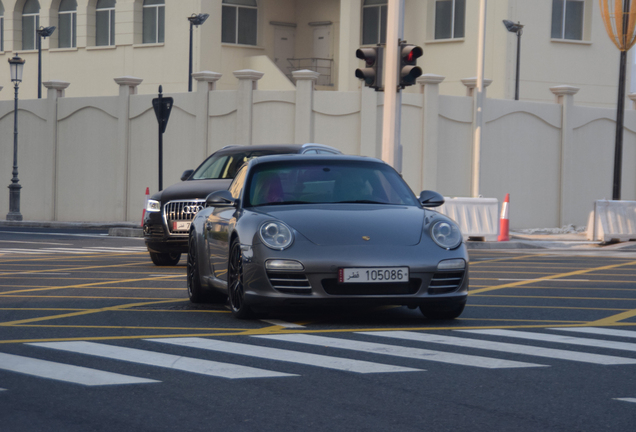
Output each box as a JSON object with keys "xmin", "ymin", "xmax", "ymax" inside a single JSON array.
[
  {"xmin": 399, "ymin": 42, "xmax": 423, "ymax": 88},
  {"xmin": 355, "ymin": 46, "xmax": 384, "ymax": 91}
]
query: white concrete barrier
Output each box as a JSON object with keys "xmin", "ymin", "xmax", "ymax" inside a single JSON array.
[
  {"xmin": 586, "ymin": 200, "xmax": 636, "ymax": 242},
  {"xmin": 438, "ymin": 197, "xmax": 499, "ymax": 241}
]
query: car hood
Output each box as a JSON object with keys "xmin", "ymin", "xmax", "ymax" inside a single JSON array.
[
  {"xmin": 259, "ymin": 204, "xmax": 424, "ymax": 246},
  {"xmin": 154, "ymin": 179, "xmax": 233, "ymax": 202}
]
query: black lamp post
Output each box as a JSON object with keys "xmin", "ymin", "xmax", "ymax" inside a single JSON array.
[
  {"xmin": 36, "ymin": 26, "xmax": 56, "ymax": 99},
  {"xmin": 188, "ymin": 13, "xmax": 209, "ymax": 92},
  {"xmin": 503, "ymin": 20, "xmax": 524, "ymax": 100},
  {"xmin": 7, "ymin": 54, "xmax": 25, "ymax": 221}
]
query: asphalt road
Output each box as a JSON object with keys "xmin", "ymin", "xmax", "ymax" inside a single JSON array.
[{"xmin": 1, "ymin": 228, "xmax": 635, "ymax": 432}]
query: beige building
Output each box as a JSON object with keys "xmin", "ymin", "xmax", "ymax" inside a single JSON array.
[{"xmin": 0, "ymin": 0, "xmax": 631, "ymax": 106}]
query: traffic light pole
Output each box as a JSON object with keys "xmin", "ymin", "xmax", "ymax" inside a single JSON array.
[{"xmin": 381, "ymin": 0, "xmax": 404, "ymax": 173}]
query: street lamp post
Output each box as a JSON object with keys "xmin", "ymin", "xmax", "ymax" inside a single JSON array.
[
  {"xmin": 187, "ymin": 13, "xmax": 209, "ymax": 92},
  {"xmin": 503, "ymin": 20, "xmax": 523, "ymax": 100},
  {"xmin": 7, "ymin": 54, "xmax": 25, "ymax": 221},
  {"xmin": 36, "ymin": 26, "xmax": 56, "ymax": 99}
]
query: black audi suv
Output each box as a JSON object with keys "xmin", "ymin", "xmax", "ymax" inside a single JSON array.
[{"xmin": 143, "ymin": 143, "xmax": 341, "ymax": 265}]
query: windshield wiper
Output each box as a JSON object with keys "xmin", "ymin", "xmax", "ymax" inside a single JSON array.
[
  {"xmin": 257, "ymin": 200, "xmax": 313, "ymax": 206},
  {"xmin": 335, "ymin": 200, "xmax": 388, "ymax": 204}
]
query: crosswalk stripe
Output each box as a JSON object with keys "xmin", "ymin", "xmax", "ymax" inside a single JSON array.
[
  {"xmin": 362, "ymin": 331, "xmax": 636, "ymax": 365},
  {"xmin": 550, "ymin": 327, "xmax": 636, "ymax": 339},
  {"xmin": 0, "ymin": 249, "xmax": 55, "ymax": 254},
  {"xmin": 28, "ymin": 341, "xmax": 295, "ymax": 379},
  {"xmin": 147, "ymin": 337, "xmax": 420, "ymax": 374},
  {"xmin": 614, "ymin": 398, "xmax": 636, "ymax": 404},
  {"xmin": 0, "ymin": 247, "xmax": 147, "ymax": 255},
  {"xmin": 254, "ymin": 334, "xmax": 543, "ymax": 369},
  {"xmin": 460, "ymin": 329, "xmax": 636, "ymax": 353},
  {"xmin": 0, "ymin": 352, "xmax": 159, "ymax": 386}
]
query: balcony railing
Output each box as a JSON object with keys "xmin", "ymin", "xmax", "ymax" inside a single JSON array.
[{"xmin": 286, "ymin": 58, "xmax": 334, "ymax": 86}]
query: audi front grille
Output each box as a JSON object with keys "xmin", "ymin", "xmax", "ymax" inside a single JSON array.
[{"xmin": 163, "ymin": 200, "xmax": 206, "ymax": 235}]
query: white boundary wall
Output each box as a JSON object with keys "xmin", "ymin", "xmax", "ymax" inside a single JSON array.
[{"xmin": 1, "ymin": 70, "xmax": 635, "ymax": 228}]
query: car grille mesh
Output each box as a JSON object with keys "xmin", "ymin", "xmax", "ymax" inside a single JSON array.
[
  {"xmin": 427, "ymin": 271, "xmax": 465, "ymax": 294},
  {"xmin": 164, "ymin": 200, "xmax": 206, "ymax": 235},
  {"xmin": 267, "ymin": 272, "xmax": 312, "ymax": 294}
]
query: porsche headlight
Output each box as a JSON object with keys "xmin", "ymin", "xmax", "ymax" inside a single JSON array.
[
  {"xmin": 146, "ymin": 199, "xmax": 161, "ymax": 212},
  {"xmin": 259, "ymin": 221, "xmax": 294, "ymax": 250},
  {"xmin": 430, "ymin": 220, "xmax": 462, "ymax": 250}
]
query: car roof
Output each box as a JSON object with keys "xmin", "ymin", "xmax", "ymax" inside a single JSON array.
[
  {"xmin": 248, "ymin": 153, "xmax": 384, "ymax": 167},
  {"xmin": 215, "ymin": 143, "xmax": 341, "ymax": 154}
]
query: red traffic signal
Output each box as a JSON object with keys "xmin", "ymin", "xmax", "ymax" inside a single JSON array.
[
  {"xmin": 355, "ymin": 46, "xmax": 384, "ymax": 91},
  {"xmin": 399, "ymin": 43, "xmax": 423, "ymax": 88}
]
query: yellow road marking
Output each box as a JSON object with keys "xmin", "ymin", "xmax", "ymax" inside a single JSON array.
[
  {"xmin": 587, "ymin": 308, "xmax": 636, "ymax": 326},
  {"xmin": 0, "ymin": 261, "xmax": 147, "ymax": 277},
  {"xmin": 468, "ymin": 254, "xmax": 549, "ymax": 265},
  {"xmin": 469, "ymin": 259, "xmax": 636, "ymax": 295},
  {"xmin": 473, "ymin": 294, "xmax": 636, "ymax": 301},
  {"xmin": 0, "ymin": 275, "xmax": 182, "ymax": 295},
  {"xmin": 0, "ymin": 299, "xmax": 183, "ymax": 327}
]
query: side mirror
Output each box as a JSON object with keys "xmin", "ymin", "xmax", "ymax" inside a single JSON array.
[
  {"xmin": 180, "ymin": 169, "xmax": 194, "ymax": 181},
  {"xmin": 206, "ymin": 190, "xmax": 237, "ymax": 207},
  {"xmin": 418, "ymin": 190, "xmax": 444, "ymax": 208}
]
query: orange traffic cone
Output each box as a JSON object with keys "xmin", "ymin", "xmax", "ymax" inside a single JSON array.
[
  {"xmin": 498, "ymin": 193, "xmax": 510, "ymax": 242},
  {"xmin": 141, "ymin": 187, "xmax": 150, "ymax": 227}
]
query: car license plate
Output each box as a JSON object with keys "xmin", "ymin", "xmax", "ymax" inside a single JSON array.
[
  {"xmin": 339, "ymin": 267, "xmax": 409, "ymax": 283},
  {"xmin": 173, "ymin": 221, "xmax": 191, "ymax": 232}
]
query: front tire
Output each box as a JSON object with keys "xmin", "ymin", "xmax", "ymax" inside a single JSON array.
[
  {"xmin": 227, "ymin": 239, "xmax": 255, "ymax": 319},
  {"xmin": 420, "ymin": 302, "xmax": 465, "ymax": 320},
  {"xmin": 149, "ymin": 251, "xmax": 181, "ymax": 266}
]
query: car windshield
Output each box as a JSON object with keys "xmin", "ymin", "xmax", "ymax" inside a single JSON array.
[
  {"xmin": 245, "ymin": 160, "xmax": 419, "ymax": 207},
  {"xmin": 191, "ymin": 150, "xmax": 288, "ymax": 180}
]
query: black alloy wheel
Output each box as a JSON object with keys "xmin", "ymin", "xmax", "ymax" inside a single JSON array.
[
  {"xmin": 420, "ymin": 302, "xmax": 465, "ymax": 320},
  {"xmin": 228, "ymin": 239, "xmax": 254, "ymax": 319},
  {"xmin": 149, "ymin": 251, "xmax": 181, "ymax": 266}
]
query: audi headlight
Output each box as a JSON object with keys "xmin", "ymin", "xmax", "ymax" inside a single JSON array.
[
  {"xmin": 259, "ymin": 221, "xmax": 294, "ymax": 250},
  {"xmin": 430, "ymin": 220, "xmax": 462, "ymax": 250},
  {"xmin": 146, "ymin": 200, "xmax": 161, "ymax": 212}
]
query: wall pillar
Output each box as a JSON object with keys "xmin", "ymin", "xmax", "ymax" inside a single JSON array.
[
  {"xmin": 359, "ymin": 86, "xmax": 380, "ymax": 158},
  {"xmin": 293, "ymin": 69, "xmax": 320, "ymax": 144},
  {"xmin": 550, "ymin": 85, "xmax": 580, "ymax": 227},
  {"xmin": 43, "ymin": 80, "xmax": 70, "ymax": 221},
  {"xmin": 114, "ymin": 76, "xmax": 143, "ymax": 221},
  {"xmin": 192, "ymin": 71, "xmax": 222, "ymax": 158},
  {"xmin": 461, "ymin": 77, "xmax": 493, "ymax": 97},
  {"xmin": 418, "ymin": 74, "xmax": 445, "ymax": 192},
  {"xmin": 629, "ymin": 93, "xmax": 636, "ymax": 110},
  {"xmin": 233, "ymin": 69, "xmax": 264, "ymax": 146}
]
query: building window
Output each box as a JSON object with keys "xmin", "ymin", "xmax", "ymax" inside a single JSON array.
[
  {"xmin": 59, "ymin": 0, "xmax": 77, "ymax": 48},
  {"xmin": 143, "ymin": 0, "xmax": 164, "ymax": 44},
  {"xmin": 23, "ymin": 0, "xmax": 40, "ymax": 50},
  {"xmin": 434, "ymin": 0, "xmax": 465, "ymax": 40},
  {"xmin": 551, "ymin": 0, "xmax": 584, "ymax": 40},
  {"xmin": 96, "ymin": 0, "xmax": 115, "ymax": 46},
  {"xmin": 222, "ymin": 0, "xmax": 257, "ymax": 45},
  {"xmin": 362, "ymin": 0, "xmax": 387, "ymax": 45},
  {"xmin": 0, "ymin": 1, "xmax": 4, "ymax": 52}
]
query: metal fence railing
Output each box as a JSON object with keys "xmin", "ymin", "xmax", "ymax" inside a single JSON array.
[{"xmin": 286, "ymin": 58, "xmax": 334, "ymax": 86}]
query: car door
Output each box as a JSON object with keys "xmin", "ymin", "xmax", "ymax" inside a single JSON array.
[{"xmin": 206, "ymin": 165, "xmax": 248, "ymax": 282}]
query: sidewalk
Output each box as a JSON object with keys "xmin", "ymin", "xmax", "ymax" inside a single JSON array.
[{"xmin": 2, "ymin": 220, "xmax": 636, "ymax": 251}]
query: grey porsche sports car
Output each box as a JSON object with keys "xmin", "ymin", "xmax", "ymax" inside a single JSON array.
[{"xmin": 187, "ymin": 154, "xmax": 468, "ymax": 320}]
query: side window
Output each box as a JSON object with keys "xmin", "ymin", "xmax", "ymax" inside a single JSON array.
[
  {"xmin": 59, "ymin": 0, "xmax": 77, "ymax": 49},
  {"xmin": 143, "ymin": 0, "xmax": 165, "ymax": 44},
  {"xmin": 434, "ymin": 0, "xmax": 465, "ymax": 40},
  {"xmin": 22, "ymin": 0, "xmax": 40, "ymax": 50},
  {"xmin": 228, "ymin": 165, "xmax": 248, "ymax": 200},
  {"xmin": 362, "ymin": 0, "xmax": 387, "ymax": 45},
  {"xmin": 96, "ymin": 0, "xmax": 116, "ymax": 46},
  {"xmin": 222, "ymin": 0, "xmax": 257, "ymax": 45}
]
